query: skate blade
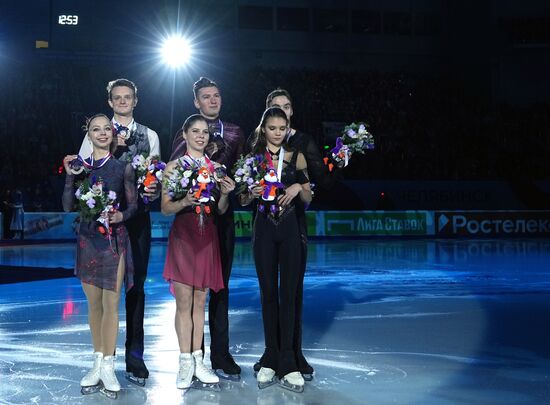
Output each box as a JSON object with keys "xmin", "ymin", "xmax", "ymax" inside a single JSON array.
[
  {"xmin": 279, "ymin": 379, "xmax": 304, "ymax": 393},
  {"xmin": 125, "ymin": 372, "xmax": 146, "ymax": 387},
  {"xmin": 81, "ymin": 384, "xmax": 101, "ymax": 395},
  {"xmin": 258, "ymin": 378, "xmax": 278, "ymax": 390},
  {"xmin": 214, "ymin": 369, "xmax": 241, "ymax": 381},
  {"xmin": 191, "ymin": 379, "xmax": 221, "ymax": 392},
  {"xmin": 99, "ymin": 387, "xmax": 119, "ymax": 399},
  {"xmin": 302, "ymin": 372, "xmax": 314, "ymax": 381}
]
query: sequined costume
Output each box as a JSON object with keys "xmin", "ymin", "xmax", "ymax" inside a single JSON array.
[{"xmin": 62, "ymin": 158, "xmax": 137, "ymax": 291}]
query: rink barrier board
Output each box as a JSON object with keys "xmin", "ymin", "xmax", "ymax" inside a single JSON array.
[{"xmin": 15, "ymin": 210, "xmax": 550, "ymax": 240}]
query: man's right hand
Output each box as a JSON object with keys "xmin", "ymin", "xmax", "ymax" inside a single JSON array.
[{"xmin": 117, "ymin": 135, "xmax": 127, "ymax": 147}]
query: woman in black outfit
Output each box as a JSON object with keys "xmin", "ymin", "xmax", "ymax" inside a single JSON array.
[{"xmin": 239, "ymin": 107, "xmax": 312, "ymax": 393}]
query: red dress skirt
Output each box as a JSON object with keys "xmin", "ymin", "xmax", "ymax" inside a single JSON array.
[{"xmin": 163, "ymin": 209, "xmax": 224, "ymax": 294}]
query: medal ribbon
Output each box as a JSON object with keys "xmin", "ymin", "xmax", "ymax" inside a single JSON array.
[
  {"xmin": 83, "ymin": 153, "xmax": 112, "ymax": 170},
  {"xmin": 264, "ymin": 147, "xmax": 285, "ymax": 181}
]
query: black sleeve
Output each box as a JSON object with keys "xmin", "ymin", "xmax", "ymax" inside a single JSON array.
[
  {"xmin": 62, "ymin": 175, "xmax": 76, "ymax": 212},
  {"xmin": 301, "ymin": 134, "xmax": 342, "ymax": 190},
  {"xmin": 121, "ymin": 163, "xmax": 138, "ymax": 222},
  {"xmin": 296, "ymin": 169, "xmax": 309, "ymax": 185}
]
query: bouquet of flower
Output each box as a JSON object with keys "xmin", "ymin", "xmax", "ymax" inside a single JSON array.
[
  {"xmin": 162, "ymin": 156, "xmax": 198, "ymax": 201},
  {"xmin": 131, "ymin": 154, "xmax": 166, "ymax": 203},
  {"xmin": 75, "ymin": 176, "xmax": 118, "ymax": 225},
  {"xmin": 325, "ymin": 122, "xmax": 375, "ymax": 170},
  {"xmin": 232, "ymin": 154, "xmax": 270, "ymax": 195}
]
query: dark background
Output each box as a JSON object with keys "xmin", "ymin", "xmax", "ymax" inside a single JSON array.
[{"xmin": 0, "ymin": 0, "xmax": 549, "ymax": 215}]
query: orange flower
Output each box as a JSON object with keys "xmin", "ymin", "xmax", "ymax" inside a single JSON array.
[{"xmin": 143, "ymin": 171, "xmax": 157, "ymax": 187}]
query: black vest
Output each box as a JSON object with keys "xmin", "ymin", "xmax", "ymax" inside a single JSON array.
[{"xmin": 115, "ymin": 122, "xmax": 152, "ymax": 162}]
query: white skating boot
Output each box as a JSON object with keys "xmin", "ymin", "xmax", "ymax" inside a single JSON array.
[
  {"xmin": 279, "ymin": 371, "xmax": 305, "ymax": 393},
  {"xmin": 100, "ymin": 355, "xmax": 120, "ymax": 399},
  {"xmin": 80, "ymin": 352, "xmax": 103, "ymax": 395},
  {"xmin": 176, "ymin": 353, "xmax": 195, "ymax": 390},
  {"xmin": 257, "ymin": 367, "xmax": 277, "ymax": 389},
  {"xmin": 191, "ymin": 350, "xmax": 220, "ymax": 391}
]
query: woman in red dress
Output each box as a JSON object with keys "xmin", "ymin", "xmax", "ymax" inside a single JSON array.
[{"xmin": 161, "ymin": 114, "xmax": 235, "ymax": 390}]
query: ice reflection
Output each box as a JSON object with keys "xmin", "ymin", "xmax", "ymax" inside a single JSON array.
[{"xmin": 0, "ymin": 239, "xmax": 549, "ymax": 404}]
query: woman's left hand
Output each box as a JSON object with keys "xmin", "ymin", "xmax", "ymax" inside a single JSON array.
[
  {"xmin": 278, "ymin": 183, "xmax": 302, "ymax": 207},
  {"xmin": 219, "ymin": 176, "xmax": 235, "ymax": 195}
]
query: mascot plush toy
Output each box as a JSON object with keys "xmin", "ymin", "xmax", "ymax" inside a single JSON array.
[
  {"xmin": 258, "ymin": 168, "xmax": 284, "ymax": 214},
  {"xmin": 191, "ymin": 167, "xmax": 215, "ymax": 214},
  {"xmin": 330, "ymin": 137, "xmax": 350, "ymax": 168}
]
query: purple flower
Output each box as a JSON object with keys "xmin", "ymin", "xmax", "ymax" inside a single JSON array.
[
  {"xmin": 236, "ymin": 168, "xmax": 244, "ymax": 176},
  {"xmin": 86, "ymin": 198, "xmax": 96, "ymax": 208},
  {"xmin": 246, "ymin": 177, "xmax": 254, "ymax": 185},
  {"xmin": 180, "ymin": 178, "xmax": 189, "ymax": 187},
  {"xmin": 108, "ymin": 190, "xmax": 117, "ymax": 201},
  {"xmin": 347, "ymin": 129, "xmax": 357, "ymax": 138},
  {"xmin": 75, "ymin": 188, "xmax": 81, "ymax": 198}
]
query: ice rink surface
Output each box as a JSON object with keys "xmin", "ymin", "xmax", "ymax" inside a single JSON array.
[{"xmin": 1, "ymin": 238, "xmax": 550, "ymax": 404}]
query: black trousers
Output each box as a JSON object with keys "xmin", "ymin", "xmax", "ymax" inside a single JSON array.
[
  {"xmin": 208, "ymin": 205, "xmax": 235, "ymax": 359},
  {"xmin": 253, "ymin": 208, "xmax": 302, "ymax": 377},
  {"xmin": 294, "ymin": 212, "xmax": 309, "ymax": 370},
  {"xmin": 124, "ymin": 212, "xmax": 151, "ymax": 363}
]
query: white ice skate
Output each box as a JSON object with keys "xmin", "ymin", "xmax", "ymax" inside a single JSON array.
[
  {"xmin": 191, "ymin": 350, "xmax": 221, "ymax": 391},
  {"xmin": 176, "ymin": 353, "xmax": 194, "ymax": 390},
  {"xmin": 80, "ymin": 352, "xmax": 103, "ymax": 395},
  {"xmin": 279, "ymin": 371, "xmax": 304, "ymax": 393},
  {"xmin": 257, "ymin": 367, "xmax": 277, "ymax": 389},
  {"xmin": 99, "ymin": 355, "xmax": 120, "ymax": 399}
]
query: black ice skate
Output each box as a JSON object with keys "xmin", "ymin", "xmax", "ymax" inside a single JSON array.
[
  {"xmin": 298, "ymin": 358, "xmax": 314, "ymax": 381},
  {"xmin": 211, "ymin": 353, "xmax": 241, "ymax": 381},
  {"xmin": 125, "ymin": 352, "xmax": 149, "ymax": 387}
]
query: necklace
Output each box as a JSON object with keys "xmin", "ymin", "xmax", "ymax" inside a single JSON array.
[{"xmin": 267, "ymin": 148, "xmax": 281, "ymax": 159}]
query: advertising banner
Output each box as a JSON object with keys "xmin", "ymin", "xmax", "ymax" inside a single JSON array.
[
  {"xmin": 435, "ymin": 211, "xmax": 550, "ymax": 236},
  {"xmin": 321, "ymin": 211, "xmax": 432, "ymax": 236}
]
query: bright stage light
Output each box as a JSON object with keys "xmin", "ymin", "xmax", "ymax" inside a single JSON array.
[{"xmin": 161, "ymin": 36, "xmax": 191, "ymax": 68}]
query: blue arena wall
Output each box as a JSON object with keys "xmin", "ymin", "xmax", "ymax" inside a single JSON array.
[{"xmin": 9, "ymin": 210, "xmax": 550, "ymax": 241}]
